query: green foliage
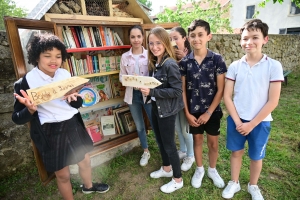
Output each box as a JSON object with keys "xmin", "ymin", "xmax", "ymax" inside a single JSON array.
[
  {"xmin": 258, "ymin": 0, "xmax": 300, "ymax": 8},
  {"xmin": 255, "ymin": 0, "xmax": 300, "ymax": 18},
  {"xmin": 0, "ymin": 0, "xmax": 27, "ymax": 30},
  {"xmin": 137, "ymin": 0, "xmax": 152, "ymax": 9},
  {"xmin": 155, "ymin": 0, "xmax": 232, "ymax": 33}
]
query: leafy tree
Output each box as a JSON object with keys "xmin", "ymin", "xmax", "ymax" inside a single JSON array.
[
  {"xmin": 0, "ymin": 0, "xmax": 27, "ymax": 30},
  {"xmin": 138, "ymin": 0, "xmax": 152, "ymax": 9},
  {"xmin": 259, "ymin": 0, "xmax": 300, "ymax": 8},
  {"xmin": 155, "ymin": 0, "xmax": 232, "ymax": 33}
]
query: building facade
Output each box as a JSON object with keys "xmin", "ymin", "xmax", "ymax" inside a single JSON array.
[{"xmin": 230, "ymin": 0, "xmax": 300, "ymax": 34}]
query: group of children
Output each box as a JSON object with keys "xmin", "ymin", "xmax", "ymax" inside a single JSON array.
[{"xmin": 12, "ymin": 18, "xmax": 284, "ymax": 200}]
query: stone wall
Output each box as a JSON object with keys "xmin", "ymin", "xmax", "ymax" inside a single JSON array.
[
  {"xmin": 209, "ymin": 34, "xmax": 300, "ymax": 71},
  {"xmin": 0, "ymin": 31, "xmax": 299, "ymax": 179},
  {"xmin": 0, "ymin": 31, "xmax": 34, "ymax": 179}
]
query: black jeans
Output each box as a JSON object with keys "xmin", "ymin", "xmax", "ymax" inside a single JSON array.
[{"xmin": 151, "ymin": 101, "xmax": 182, "ymax": 178}]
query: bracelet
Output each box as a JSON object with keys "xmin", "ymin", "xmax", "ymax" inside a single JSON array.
[{"xmin": 206, "ymin": 110, "xmax": 212, "ymax": 116}]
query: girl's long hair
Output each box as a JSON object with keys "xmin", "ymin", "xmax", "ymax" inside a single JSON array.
[{"xmin": 147, "ymin": 26, "xmax": 176, "ymax": 71}]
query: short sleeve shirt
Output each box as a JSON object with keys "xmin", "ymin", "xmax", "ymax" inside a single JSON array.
[
  {"xmin": 226, "ymin": 55, "xmax": 284, "ymax": 121},
  {"xmin": 179, "ymin": 49, "xmax": 227, "ymax": 114}
]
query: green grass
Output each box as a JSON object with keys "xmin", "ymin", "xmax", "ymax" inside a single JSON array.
[{"xmin": 1, "ymin": 73, "xmax": 300, "ymax": 200}]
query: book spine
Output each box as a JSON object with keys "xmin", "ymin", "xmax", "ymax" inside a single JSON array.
[
  {"xmin": 82, "ymin": 27, "xmax": 91, "ymax": 47},
  {"xmin": 87, "ymin": 27, "xmax": 95, "ymax": 47},
  {"xmin": 99, "ymin": 26, "xmax": 106, "ymax": 46},
  {"xmin": 77, "ymin": 26, "xmax": 86, "ymax": 47},
  {"xmin": 96, "ymin": 27, "xmax": 103, "ymax": 46},
  {"xmin": 69, "ymin": 26, "xmax": 81, "ymax": 48}
]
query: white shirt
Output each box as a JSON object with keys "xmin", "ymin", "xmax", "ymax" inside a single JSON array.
[
  {"xmin": 226, "ymin": 55, "xmax": 284, "ymax": 121},
  {"xmin": 26, "ymin": 67, "xmax": 78, "ymax": 125},
  {"xmin": 132, "ymin": 54, "xmax": 141, "ymax": 75}
]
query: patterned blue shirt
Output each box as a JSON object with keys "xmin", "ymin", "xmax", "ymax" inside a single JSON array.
[{"xmin": 179, "ymin": 49, "xmax": 227, "ymax": 114}]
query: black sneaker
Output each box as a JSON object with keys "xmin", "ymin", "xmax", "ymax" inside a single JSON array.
[{"xmin": 82, "ymin": 182, "xmax": 110, "ymax": 194}]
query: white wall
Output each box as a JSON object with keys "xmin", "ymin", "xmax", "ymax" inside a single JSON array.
[{"xmin": 230, "ymin": 0, "xmax": 300, "ymax": 34}]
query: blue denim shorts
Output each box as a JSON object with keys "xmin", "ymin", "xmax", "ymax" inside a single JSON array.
[{"xmin": 226, "ymin": 115, "xmax": 271, "ymax": 160}]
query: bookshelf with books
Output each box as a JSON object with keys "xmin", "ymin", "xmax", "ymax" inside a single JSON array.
[
  {"xmin": 4, "ymin": 8, "xmax": 175, "ymax": 184},
  {"xmin": 45, "ymin": 16, "xmax": 145, "ymax": 149}
]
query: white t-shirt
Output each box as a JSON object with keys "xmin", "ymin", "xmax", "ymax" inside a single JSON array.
[
  {"xmin": 26, "ymin": 67, "xmax": 78, "ymax": 125},
  {"xmin": 132, "ymin": 54, "xmax": 141, "ymax": 75},
  {"xmin": 226, "ymin": 55, "xmax": 284, "ymax": 121}
]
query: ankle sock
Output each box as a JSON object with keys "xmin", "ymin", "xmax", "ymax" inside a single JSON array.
[
  {"xmin": 197, "ymin": 166, "xmax": 204, "ymax": 172},
  {"xmin": 208, "ymin": 167, "xmax": 216, "ymax": 172}
]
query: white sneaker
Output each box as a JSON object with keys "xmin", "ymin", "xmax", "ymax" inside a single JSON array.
[
  {"xmin": 177, "ymin": 150, "xmax": 187, "ymax": 160},
  {"xmin": 160, "ymin": 178, "xmax": 183, "ymax": 193},
  {"xmin": 140, "ymin": 151, "xmax": 150, "ymax": 166},
  {"xmin": 248, "ymin": 183, "xmax": 264, "ymax": 200},
  {"xmin": 207, "ymin": 168, "xmax": 225, "ymax": 188},
  {"xmin": 181, "ymin": 156, "xmax": 195, "ymax": 171},
  {"xmin": 191, "ymin": 168, "xmax": 205, "ymax": 188},
  {"xmin": 150, "ymin": 167, "xmax": 173, "ymax": 178},
  {"xmin": 222, "ymin": 181, "xmax": 241, "ymax": 199}
]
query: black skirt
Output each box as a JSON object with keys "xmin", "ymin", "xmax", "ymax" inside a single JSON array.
[{"xmin": 41, "ymin": 115, "xmax": 93, "ymax": 172}]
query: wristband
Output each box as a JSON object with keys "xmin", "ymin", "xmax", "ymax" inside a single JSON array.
[{"xmin": 206, "ymin": 110, "xmax": 212, "ymax": 116}]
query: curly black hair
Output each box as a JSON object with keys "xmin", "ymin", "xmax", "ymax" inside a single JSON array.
[{"xmin": 27, "ymin": 33, "xmax": 68, "ymax": 66}]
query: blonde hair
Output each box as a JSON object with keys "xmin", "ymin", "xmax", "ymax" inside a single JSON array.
[{"xmin": 147, "ymin": 26, "xmax": 176, "ymax": 71}]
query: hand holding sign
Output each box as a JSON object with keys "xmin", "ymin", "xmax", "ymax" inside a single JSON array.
[
  {"xmin": 14, "ymin": 90, "xmax": 37, "ymax": 114},
  {"xmin": 26, "ymin": 77, "xmax": 89, "ymax": 105},
  {"xmin": 121, "ymin": 75, "xmax": 161, "ymax": 88}
]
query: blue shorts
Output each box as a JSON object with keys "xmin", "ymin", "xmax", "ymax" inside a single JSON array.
[{"xmin": 226, "ymin": 115, "xmax": 271, "ymax": 160}]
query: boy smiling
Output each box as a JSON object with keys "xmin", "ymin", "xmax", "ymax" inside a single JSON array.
[
  {"xmin": 179, "ymin": 19, "xmax": 227, "ymax": 189},
  {"xmin": 222, "ymin": 19, "xmax": 284, "ymax": 200}
]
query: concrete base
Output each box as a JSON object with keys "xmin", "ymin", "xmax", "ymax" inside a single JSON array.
[{"xmin": 69, "ymin": 137, "xmax": 140, "ymax": 174}]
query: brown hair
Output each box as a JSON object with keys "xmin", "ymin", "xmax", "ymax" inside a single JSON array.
[
  {"xmin": 147, "ymin": 26, "xmax": 176, "ymax": 71},
  {"xmin": 240, "ymin": 19, "xmax": 269, "ymax": 37}
]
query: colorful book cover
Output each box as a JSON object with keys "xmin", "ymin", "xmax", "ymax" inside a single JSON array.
[
  {"xmin": 89, "ymin": 76, "xmax": 112, "ymax": 102},
  {"xmin": 109, "ymin": 74, "xmax": 125, "ymax": 98},
  {"xmin": 109, "ymin": 56, "xmax": 117, "ymax": 71},
  {"xmin": 85, "ymin": 120, "xmax": 103, "ymax": 143},
  {"xmin": 98, "ymin": 56, "xmax": 110, "ymax": 72}
]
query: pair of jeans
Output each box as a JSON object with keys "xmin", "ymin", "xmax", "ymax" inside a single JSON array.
[
  {"xmin": 128, "ymin": 90, "xmax": 152, "ymax": 149},
  {"xmin": 175, "ymin": 109, "xmax": 194, "ymax": 157},
  {"xmin": 151, "ymin": 101, "xmax": 182, "ymax": 178}
]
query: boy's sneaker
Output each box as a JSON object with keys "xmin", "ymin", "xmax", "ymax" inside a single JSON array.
[
  {"xmin": 248, "ymin": 183, "xmax": 264, "ymax": 200},
  {"xmin": 222, "ymin": 181, "xmax": 241, "ymax": 199},
  {"xmin": 150, "ymin": 167, "xmax": 173, "ymax": 178},
  {"xmin": 181, "ymin": 156, "xmax": 195, "ymax": 171},
  {"xmin": 82, "ymin": 182, "xmax": 110, "ymax": 194},
  {"xmin": 140, "ymin": 151, "xmax": 150, "ymax": 166},
  {"xmin": 160, "ymin": 178, "xmax": 183, "ymax": 193},
  {"xmin": 191, "ymin": 168, "xmax": 205, "ymax": 188},
  {"xmin": 177, "ymin": 150, "xmax": 187, "ymax": 160},
  {"xmin": 207, "ymin": 168, "xmax": 225, "ymax": 188}
]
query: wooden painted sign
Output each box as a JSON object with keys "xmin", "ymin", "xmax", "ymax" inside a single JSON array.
[
  {"xmin": 26, "ymin": 77, "xmax": 89, "ymax": 105},
  {"xmin": 121, "ymin": 75, "xmax": 162, "ymax": 88}
]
